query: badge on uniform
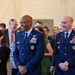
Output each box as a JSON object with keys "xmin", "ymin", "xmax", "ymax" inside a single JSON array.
[
  {"xmin": 31, "ymin": 45, "xmax": 35, "ymax": 50},
  {"xmin": 72, "ymin": 46, "xmax": 75, "ymax": 50},
  {"xmin": 30, "ymin": 35, "xmax": 37, "ymax": 43},
  {"xmin": 70, "ymin": 36, "xmax": 75, "ymax": 43}
]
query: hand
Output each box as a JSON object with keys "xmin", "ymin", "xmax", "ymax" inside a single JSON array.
[
  {"xmin": 50, "ymin": 67, "xmax": 55, "ymax": 73},
  {"xmin": 63, "ymin": 66, "xmax": 69, "ymax": 71},
  {"xmin": 64, "ymin": 61, "xmax": 69, "ymax": 67},
  {"xmin": 18, "ymin": 65, "xmax": 28, "ymax": 74},
  {"xmin": 58, "ymin": 62, "xmax": 69, "ymax": 71},
  {"xmin": 22, "ymin": 66, "xmax": 28, "ymax": 74},
  {"xmin": 18, "ymin": 65, "xmax": 24, "ymax": 74},
  {"xmin": 63, "ymin": 61, "xmax": 69, "ymax": 71}
]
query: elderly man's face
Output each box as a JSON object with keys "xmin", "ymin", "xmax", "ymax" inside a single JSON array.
[
  {"xmin": 10, "ymin": 20, "xmax": 18, "ymax": 31},
  {"xmin": 61, "ymin": 17, "xmax": 72, "ymax": 32}
]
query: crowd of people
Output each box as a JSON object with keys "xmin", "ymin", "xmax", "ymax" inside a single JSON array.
[{"xmin": 0, "ymin": 15, "xmax": 75, "ymax": 75}]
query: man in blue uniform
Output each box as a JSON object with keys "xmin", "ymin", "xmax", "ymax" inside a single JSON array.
[
  {"xmin": 13, "ymin": 15, "xmax": 45, "ymax": 75},
  {"xmin": 54, "ymin": 16, "xmax": 75, "ymax": 75}
]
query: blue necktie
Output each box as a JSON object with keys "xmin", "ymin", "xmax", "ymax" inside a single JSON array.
[
  {"xmin": 24, "ymin": 32, "xmax": 28, "ymax": 44},
  {"xmin": 25, "ymin": 32, "xmax": 28, "ymax": 38},
  {"xmin": 65, "ymin": 33, "xmax": 68, "ymax": 44}
]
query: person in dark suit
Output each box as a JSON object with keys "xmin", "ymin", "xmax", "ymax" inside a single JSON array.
[
  {"xmin": 13, "ymin": 15, "xmax": 45, "ymax": 75},
  {"xmin": 0, "ymin": 30, "xmax": 10, "ymax": 75},
  {"xmin": 4, "ymin": 19, "xmax": 18, "ymax": 75},
  {"xmin": 54, "ymin": 16, "xmax": 75, "ymax": 75}
]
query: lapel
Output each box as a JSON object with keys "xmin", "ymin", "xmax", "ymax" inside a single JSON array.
[
  {"xmin": 21, "ymin": 31, "xmax": 25, "ymax": 46},
  {"xmin": 60, "ymin": 32, "xmax": 65, "ymax": 45},
  {"xmin": 65, "ymin": 30, "xmax": 74, "ymax": 46},
  {"xmin": 23, "ymin": 28, "xmax": 35, "ymax": 47}
]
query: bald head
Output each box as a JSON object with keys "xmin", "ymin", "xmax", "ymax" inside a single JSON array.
[
  {"xmin": 21, "ymin": 15, "xmax": 32, "ymax": 22},
  {"xmin": 61, "ymin": 16, "xmax": 73, "ymax": 32},
  {"xmin": 20, "ymin": 15, "xmax": 33, "ymax": 31},
  {"xmin": 63, "ymin": 16, "xmax": 73, "ymax": 23}
]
